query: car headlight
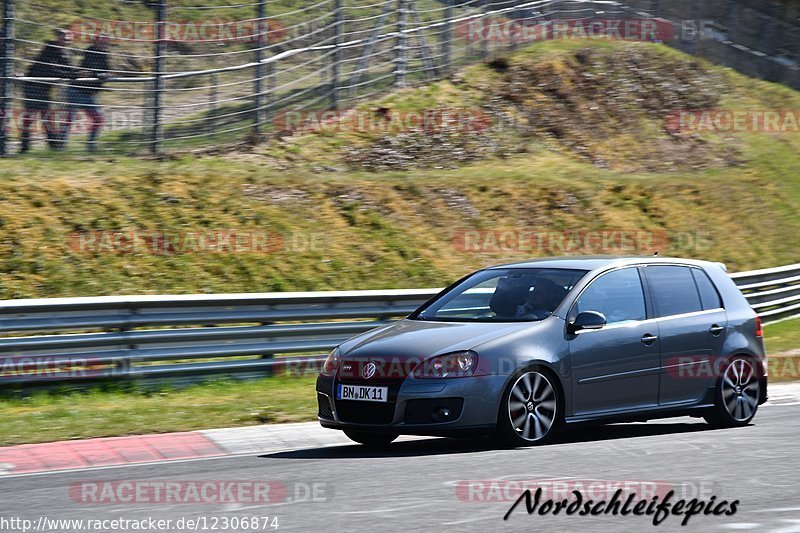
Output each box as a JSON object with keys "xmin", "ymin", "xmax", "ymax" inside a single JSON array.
[
  {"xmin": 412, "ymin": 351, "xmax": 478, "ymax": 379},
  {"xmin": 321, "ymin": 347, "xmax": 341, "ymax": 376}
]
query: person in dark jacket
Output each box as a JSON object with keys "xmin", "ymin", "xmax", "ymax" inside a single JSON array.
[
  {"xmin": 21, "ymin": 29, "xmax": 75, "ymax": 153},
  {"xmin": 61, "ymin": 34, "xmax": 111, "ymax": 152}
]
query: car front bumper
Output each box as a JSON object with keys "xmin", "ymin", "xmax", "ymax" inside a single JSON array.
[{"xmin": 315, "ymin": 374, "xmax": 509, "ymax": 436}]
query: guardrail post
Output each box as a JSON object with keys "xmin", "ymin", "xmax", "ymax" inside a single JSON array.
[
  {"xmin": 253, "ymin": 0, "xmax": 266, "ymax": 136},
  {"xmin": 395, "ymin": 0, "xmax": 407, "ymax": 87},
  {"xmin": 331, "ymin": 0, "xmax": 342, "ymax": 109},
  {"xmin": 0, "ymin": 0, "xmax": 15, "ymax": 157},
  {"xmin": 119, "ymin": 324, "xmax": 135, "ymax": 380},
  {"xmin": 725, "ymin": 0, "xmax": 737, "ymax": 66},
  {"xmin": 151, "ymin": 0, "xmax": 166, "ymax": 155},
  {"xmin": 760, "ymin": 1, "xmax": 780, "ymax": 79}
]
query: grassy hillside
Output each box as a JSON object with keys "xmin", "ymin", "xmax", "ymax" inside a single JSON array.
[{"xmin": 0, "ymin": 40, "xmax": 799, "ymax": 299}]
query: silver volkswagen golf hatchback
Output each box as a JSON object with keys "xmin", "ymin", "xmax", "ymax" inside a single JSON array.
[{"xmin": 316, "ymin": 257, "xmax": 767, "ymax": 446}]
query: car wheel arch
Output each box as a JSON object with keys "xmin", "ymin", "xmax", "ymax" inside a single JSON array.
[{"xmin": 718, "ymin": 351, "xmax": 764, "ymax": 378}]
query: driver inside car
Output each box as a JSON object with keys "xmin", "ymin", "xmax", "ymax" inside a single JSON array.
[{"xmin": 515, "ymin": 278, "xmax": 564, "ymax": 319}]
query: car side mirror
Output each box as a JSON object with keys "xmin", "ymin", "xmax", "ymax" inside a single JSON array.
[{"xmin": 569, "ymin": 311, "xmax": 607, "ymax": 334}]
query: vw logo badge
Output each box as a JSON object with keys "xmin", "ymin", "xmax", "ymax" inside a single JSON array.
[{"xmin": 362, "ymin": 362, "xmax": 377, "ymax": 380}]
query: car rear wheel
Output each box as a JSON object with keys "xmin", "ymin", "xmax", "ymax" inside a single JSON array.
[
  {"xmin": 343, "ymin": 430, "xmax": 399, "ymax": 447},
  {"xmin": 704, "ymin": 356, "xmax": 760, "ymax": 428},
  {"xmin": 496, "ymin": 369, "xmax": 559, "ymax": 446}
]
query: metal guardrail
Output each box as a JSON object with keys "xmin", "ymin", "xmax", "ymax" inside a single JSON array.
[
  {"xmin": 731, "ymin": 263, "xmax": 800, "ymax": 323},
  {"xmin": 0, "ymin": 263, "xmax": 798, "ymax": 386},
  {"xmin": 0, "ymin": 289, "xmax": 439, "ymax": 386}
]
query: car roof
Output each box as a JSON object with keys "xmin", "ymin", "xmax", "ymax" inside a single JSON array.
[{"xmin": 486, "ymin": 256, "xmax": 720, "ymax": 272}]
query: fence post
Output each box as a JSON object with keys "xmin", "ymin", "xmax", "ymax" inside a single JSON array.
[
  {"xmin": 509, "ymin": 1, "xmax": 518, "ymax": 53},
  {"xmin": 395, "ymin": 0, "xmax": 407, "ymax": 87},
  {"xmin": 253, "ymin": 0, "xmax": 265, "ymax": 136},
  {"xmin": 650, "ymin": 0, "xmax": 660, "ymax": 18},
  {"xmin": 265, "ymin": 54, "xmax": 274, "ymax": 125},
  {"xmin": 151, "ymin": 0, "xmax": 166, "ymax": 155},
  {"xmin": 0, "ymin": 0, "xmax": 15, "ymax": 157},
  {"xmin": 331, "ymin": 0, "xmax": 342, "ymax": 109},
  {"xmin": 208, "ymin": 71, "xmax": 217, "ymax": 131},
  {"xmin": 409, "ymin": 2, "xmax": 437, "ymax": 79},
  {"xmin": 690, "ymin": 0, "xmax": 700, "ymax": 54},
  {"xmin": 480, "ymin": 0, "xmax": 488, "ymax": 59},
  {"xmin": 442, "ymin": 0, "xmax": 452, "ymax": 75}
]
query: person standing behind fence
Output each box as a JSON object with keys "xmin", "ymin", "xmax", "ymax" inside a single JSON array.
[
  {"xmin": 61, "ymin": 34, "xmax": 111, "ymax": 153},
  {"xmin": 20, "ymin": 29, "xmax": 75, "ymax": 153}
]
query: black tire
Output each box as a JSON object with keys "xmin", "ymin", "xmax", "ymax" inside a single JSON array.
[
  {"xmin": 495, "ymin": 367, "xmax": 561, "ymax": 447},
  {"xmin": 343, "ymin": 430, "xmax": 399, "ymax": 447},
  {"xmin": 704, "ymin": 356, "xmax": 760, "ymax": 428}
]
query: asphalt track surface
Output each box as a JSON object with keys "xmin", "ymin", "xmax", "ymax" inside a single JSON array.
[{"xmin": 2, "ymin": 402, "xmax": 800, "ymax": 533}]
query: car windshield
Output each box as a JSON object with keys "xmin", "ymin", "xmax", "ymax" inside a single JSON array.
[{"xmin": 411, "ymin": 268, "xmax": 588, "ymax": 322}]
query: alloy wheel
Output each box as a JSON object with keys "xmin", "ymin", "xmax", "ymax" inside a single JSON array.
[
  {"xmin": 507, "ymin": 371, "xmax": 557, "ymax": 442},
  {"xmin": 722, "ymin": 358, "xmax": 759, "ymax": 422}
]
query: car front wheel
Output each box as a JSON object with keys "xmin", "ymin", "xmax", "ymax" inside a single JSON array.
[{"xmin": 496, "ymin": 369, "xmax": 559, "ymax": 446}]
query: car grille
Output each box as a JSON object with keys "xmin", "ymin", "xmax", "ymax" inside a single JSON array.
[
  {"xmin": 317, "ymin": 393, "xmax": 334, "ymax": 419},
  {"xmin": 335, "ymin": 400, "xmax": 396, "ymax": 425},
  {"xmin": 332, "ymin": 378, "xmax": 401, "ymax": 425}
]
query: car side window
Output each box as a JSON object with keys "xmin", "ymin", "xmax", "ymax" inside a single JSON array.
[
  {"xmin": 646, "ymin": 266, "xmax": 703, "ymax": 317},
  {"xmin": 574, "ymin": 268, "xmax": 646, "ymax": 325},
  {"xmin": 691, "ymin": 268, "xmax": 723, "ymax": 310}
]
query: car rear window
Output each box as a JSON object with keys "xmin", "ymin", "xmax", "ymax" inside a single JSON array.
[
  {"xmin": 645, "ymin": 265, "xmax": 703, "ymax": 317},
  {"xmin": 691, "ymin": 268, "xmax": 723, "ymax": 310}
]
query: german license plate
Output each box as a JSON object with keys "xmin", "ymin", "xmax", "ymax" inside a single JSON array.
[{"xmin": 337, "ymin": 384, "xmax": 388, "ymax": 402}]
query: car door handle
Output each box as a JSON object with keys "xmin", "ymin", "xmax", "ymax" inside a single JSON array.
[
  {"xmin": 709, "ymin": 325, "xmax": 725, "ymax": 336},
  {"xmin": 641, "ymin": 333, "xmax": 659, "ymax": 345}
]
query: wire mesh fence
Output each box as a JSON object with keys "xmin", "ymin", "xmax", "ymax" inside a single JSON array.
[{"xmin": 0, "ymin": 0, "xmax": 797, "ymax": 157}]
